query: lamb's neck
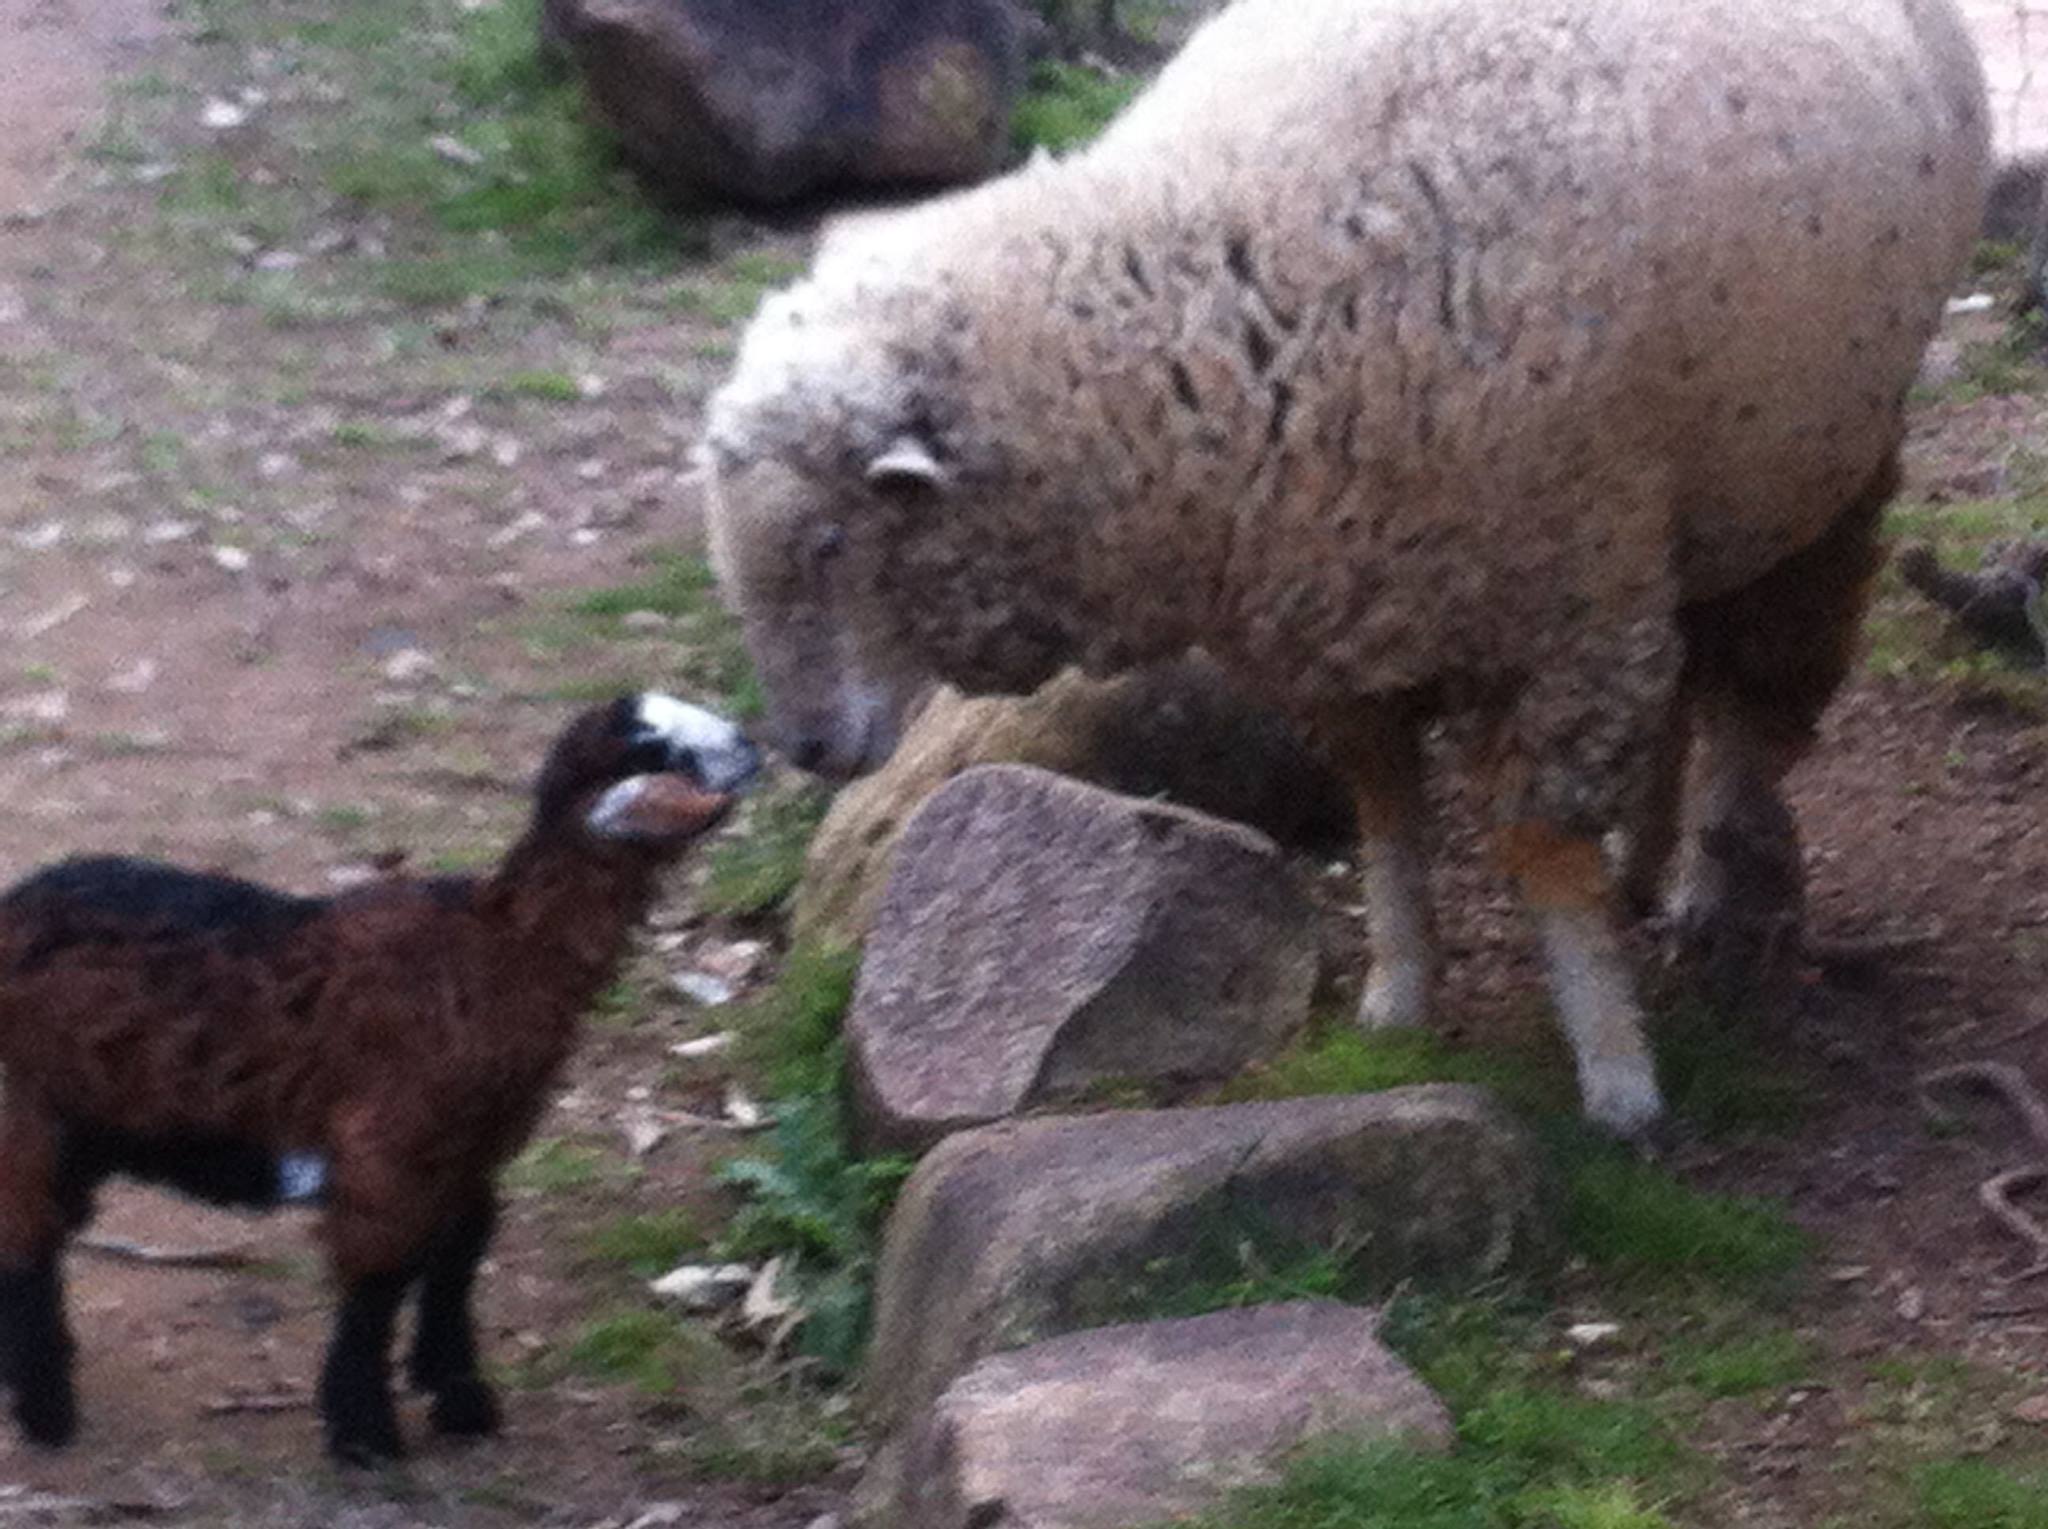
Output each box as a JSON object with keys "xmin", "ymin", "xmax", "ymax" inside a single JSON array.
[{"xmin": 481, "ymin": 830, "xmax": 662, "ymax": 989}]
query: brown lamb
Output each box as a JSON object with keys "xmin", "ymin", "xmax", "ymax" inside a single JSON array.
[{"xmin": 0, "ymin": 693, "xmax": 758, "ymax": 1465}]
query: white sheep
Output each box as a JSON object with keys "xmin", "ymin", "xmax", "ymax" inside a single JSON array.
[{"xmin": 699, "ymin": 0, "xmax": 1989, "ymax": 1138}]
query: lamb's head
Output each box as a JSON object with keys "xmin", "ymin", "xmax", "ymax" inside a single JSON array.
[
  {"xmin": 537, "ymin": 693, "xmax": 761, "ymax": 847},
  {"xmin": 701, "ymin": 283, "xmax": 1086, "ymax": 780}
]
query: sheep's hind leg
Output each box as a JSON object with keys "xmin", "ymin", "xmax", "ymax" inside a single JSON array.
[
  {"xmin": 1330, "ymin": 704, "xmax": 1438, "ymax": 1031},
  {"xmin": 0, "ymin": 1100, "xmax": 77, "ymax": 1446},
  {"xmin": 1668, "ymin": 460, "xmax": 1891, "ymax": 992},
  {"xmin": 406, "ymin": 1190, "xmax": 501, "ymax": 1437}
]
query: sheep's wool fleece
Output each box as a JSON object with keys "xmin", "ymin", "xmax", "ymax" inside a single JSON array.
[{"xmin": 707, "ymin": 0, "xmax": 1987, "ymax": 742}]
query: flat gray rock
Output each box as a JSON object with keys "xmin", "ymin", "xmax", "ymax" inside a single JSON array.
[
  {"xmin": 792, "ymin": 656, "xmax": 1355, "ymax": 950},
  {"xmin": 846, "ymin": 764, "xmax": 1318, "ymax": 1152},
  {"xmin": 864, "ymin": 1085, "xmax": 1547, "ymax": 1445},
  {"xmin": 882, "ymin": 1302, "xmax": 1451, "ymax": 1529}
]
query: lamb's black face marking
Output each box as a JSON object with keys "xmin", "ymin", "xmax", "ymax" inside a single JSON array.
[{"xmin": 610, "ymin": 693, "xmax": 760, "ymax": 793}]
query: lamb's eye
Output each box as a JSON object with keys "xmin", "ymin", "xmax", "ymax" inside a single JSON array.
[{"xmin": 814, "ymin": 525, "xmax": 847, "ymax": 565}]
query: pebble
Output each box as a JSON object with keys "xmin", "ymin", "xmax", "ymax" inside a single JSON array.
[
  {"xmin": 200, "ymin": 98, "xmax": 250, "ymax": 129},
  {"xmin": 1565, "ymin": 1321, "xmax": 1622, "ymax": 1351},
  {"xmin": 671, "ymin": 971, "xmax": 735, "ymax": 1007},
  {"xmin": 648, "ymin": 1263, "xmax": 754, "ymax": 1310},
  {"xmin": 212, "ymin": 546, "xmax": 252, "ymax": 573}
]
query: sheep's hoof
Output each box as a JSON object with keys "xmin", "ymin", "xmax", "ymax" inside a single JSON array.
[
  {"xmin": 428, "ymin": 1379, "xmax": 502, "ymax": 1438},
  {"xmin": 1578, "ymin": 1064, "xmax": 1667, "ymax": 1149},
  {"xmin": 14, "ymin": 1389, "xmax": 77, "ymax": 1449}
]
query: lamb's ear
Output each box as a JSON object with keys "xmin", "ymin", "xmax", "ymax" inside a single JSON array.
[
  {"xmin": 586, "ymin": 775, "xmax": 732, "ymax": 841},
  {"xmin": 865, "ymin": 435, "xmax": 946, "ymax": 498}
]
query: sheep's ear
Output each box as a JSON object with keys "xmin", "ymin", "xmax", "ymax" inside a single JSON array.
[
  {"xmin": 586, "ymin": 775, "xmax": 732, "ymax": 841},
  {"xmin": 865, "ymin": 435, "xmax": 946, "ymax": 497}
]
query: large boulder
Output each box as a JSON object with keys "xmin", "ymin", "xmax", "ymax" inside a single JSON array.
[
  {"xmin": 845, "ymin": 764, "xmax": 1318, "ymax": 1152},
  {"xmin": 794, "ymin": 654, "xmax": 1356, "ymax": 950},
  {"xmin": 882, "ymin": 1302, "xmax": 1451, "ymax": 1529},
  {"xmin": 863, "ymin": 1085, "xmax": 1547, "ymax": 1446},
  {"xmin": 541, "ymin": 0, "xmax": 1024, "ymax": 206}
]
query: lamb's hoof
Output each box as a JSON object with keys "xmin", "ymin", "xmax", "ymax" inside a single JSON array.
[
  {"xmin": 429, "ymin": 1379, "xmax": 502, "ymax": 1438},
  {"xmin": 15, "ymin": 1388, "xmax": 77, "ymax": 1449},
  {"xmin": 326, "ymin": 1417, "xmax": 406, "ymax": 1468}
]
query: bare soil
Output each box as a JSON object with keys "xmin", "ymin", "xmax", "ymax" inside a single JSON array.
[{"xmin": 0, "ymin": 2, "xmax": 2046, "ymax": 1526}]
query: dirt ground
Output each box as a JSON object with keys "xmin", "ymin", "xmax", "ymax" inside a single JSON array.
[{"xmin": 0, "ymin": 1, "xmax": 2046, "ymax": 1526}]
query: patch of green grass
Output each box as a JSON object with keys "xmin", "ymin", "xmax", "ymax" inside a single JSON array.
[
  {"xmin": 485, "ymin": 368, "xmax": 584, "ymax": 403},
  {"xmin": 664, "ymin": 1395, "xmax": 844, "ymax": 1486},
  {"xmin": 565, "ymin": 1308, "xmax": 702, "ymax": 1395},
  {"xmin": 1553, "ymin": 1131, "xmax": 1808, "ymax": 1293},
  {"xmin": 715, "ymin": 946, "xmax": 910, "ymax": 1374},
  {"xmin": 1667, "ymin": 1329, "xmax": 1813, "ymax": 1399},
  {"xmin": 731, "ymin": 940, "xmax": 862, "ymax": 1098},
  {"xmin": 504, "ymin": 1137, "xmax": 619, "ymax": 1195},
  {"xmin": 700, "ymin": 785, "xmax": 833, "ymax": 919},
  {"xmin": 586, "ymin": 976, "xmax": 654, "ymax": 1032},
  {"xmin": 1013, "ymin": 60, "xmax": 1141, "ymax": 153},
  {"xmin": 1211, "ymin": 1022, "xmax": 1568, "ymax": 1113},
  {"xmin": 559, "ymin": 550, "xmax": 761, "ymax": 715},
  {"xmin": 1915, "ymin": 1460, "xmax": 2048, "ymax": 1528},
  {"xmin": 1652, "ymin": 999, "xmax": 1810, "ymax": 1136},
  {"xmin": 584, "ymin": 1210, "xmax": 704, "ymax": 1277}
]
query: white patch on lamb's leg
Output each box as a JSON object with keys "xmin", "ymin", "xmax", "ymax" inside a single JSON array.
[
  {"xmin": 1358, "ymin": 825, "xmax": 1435, "ymax": 1030},
  {"xmin": 1536, "ymin": 903, "xmax": 1664, "ymax": 1139}
]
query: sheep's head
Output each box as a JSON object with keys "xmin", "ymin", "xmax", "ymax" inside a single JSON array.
[
  {"xmin": 701, "ymin": 285, "xmax": 1085, "ymax": 781},
  {"xmin": 537, "ymin": 693, "xmax": 761, "ymax": 846}
]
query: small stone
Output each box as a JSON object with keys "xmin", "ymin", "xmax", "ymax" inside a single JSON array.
[
  {"xmin": 14, "ymin": 521, "xmax": 63, "ymax": 550},
  {"xmin": 1825, "ymin": 1264, "xmax": 1870, "ymax": 1284},
  {"xmin": 700, "ymin": 939, "xmax": 768, "ymax": 982},
  {"xmin": 1945, "ymin": 292, "xmax": 1997, "ymax": 315},
  {"xmin": 620, "ymin": 609, "xmax": 672, "ymax": 631},
  {"xmin": 1896, "ymin": 1286, "xmax": 1926, "ymax": 1322},
  {"xmin": 671, "ymin": 971, "xmax": 736, "ymax": 1007},
  {"xmin": 200, "ymin": 98, "xmax": 250, "ymax": 129},
  {"xmin": 254, "ymin": 250, "xmax": 302, "ymax": 272},
  {"xmin": 669, "ymin": 1032, "xmax": 734, "ymax": 1060},
  {"xmin": 144, "ymin": 520, "xmax": 197, "ymax": 544},
  {"xmin": 1, "ymin": 691, "xmax": 68, "ymax": 725},
  {"xmin": 723, "ymin": 1085, "xmax": 768, "ymax": 1130},
  {"xmin": 648, "ymin": 1263, "xmax": 754, "ymax": 1310},
  {"xmin": 381, "ymin": 648, "xmax": 435, "ymax": 683},
  {"xmin": 492, "ymin": 436, "xmax": 524, "ymax": 468},
  {"xmin": 576, "ymin": 458, "xmax": 608, "ymax": 481},
  {"xmin": 258, "ymin": 452, "xmax": 297, "ymax": 478},
  {"xmin": 430, "ymin": 134, "xmax": 485, "ymax": 167},
  {"xmin": 2012, "ymin": 1394, "xmax": 2048, "ymax": 1426},
  {"xmin": 1565, "ymin": 1322, "xmax": 1622, "ymax": 1351},
  {"xmin": 212, "ymin": 546, "xmax": 252, "ymax": 573},
  {"xmin": 107, "ymin": 658, "xmax": 157, "ymax": 694}
]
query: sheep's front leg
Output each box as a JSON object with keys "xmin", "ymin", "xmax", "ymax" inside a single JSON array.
[
  {"xmin": 407, "ymin": 1191, "xmax": 501, "ymax": 1437},
  {"xmin": 319, "ymin": 1267, "xmax": 413, "ymax": 1465},
  {"xmin": 0, "ymin": 1099, "xmax": 77, "ymax": 1447},
  {"xmin": 1340, "ymin": 707, "xmax": 1438, "ymax": 1031},
  {"xmin": 1503, "ymin": 824, "xmax": 1664, "ymax": 1138}
]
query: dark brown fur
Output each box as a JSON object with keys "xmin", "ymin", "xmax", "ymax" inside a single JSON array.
[{"xmin": 0, "ymin": 698, "xmax": 738, "ymax": 1463}]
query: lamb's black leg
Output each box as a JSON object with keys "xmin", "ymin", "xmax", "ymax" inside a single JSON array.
[
  {"xmin": 0, "ymin": 1252, "xmax": 76, "ymax": 1447},
  {"xmin": 406, "ymin": 1191, "xmax": 501, "ymax": 1437},
  {"xmin": 319, "ymin": 1268, "xmax": 413, "ymax": 1465}
]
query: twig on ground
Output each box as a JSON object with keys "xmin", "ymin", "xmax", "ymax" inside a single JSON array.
[
  {"xmin": 74, "ymin": 1234, "xmax": 261, "ymax": 1269},
  {"xmin": 1919, "ymin": 1061, "xmax": 2048, "ymax": 1280},
  {"xmin": 202, "ymin": 1390, "xmax": 312, "ymax": 1415}
]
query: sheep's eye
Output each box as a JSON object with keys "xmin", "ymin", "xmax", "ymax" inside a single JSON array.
[{"xmin": 814, "ymin": 525, "xmax": 847, "ymax": 565}]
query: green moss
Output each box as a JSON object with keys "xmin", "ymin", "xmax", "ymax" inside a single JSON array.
[
  {"xmin": 1914, "ymin": 1460, "xmax": 2048, "ymax": 1528},
  {"xmin": 700, "ymin": 785, "xmax": 833, "ymax": 919},
  {"xmin": 584, "ymin": 1210, "xmax": 705, "ymax": 1277},
  {"xmin": 1667, "ymin": 1329, "xmax": 1814, "ymax": 1399},
  {"xmin": 1013, "ymin": 60, "xmax": 1141, "ymax": 152}
]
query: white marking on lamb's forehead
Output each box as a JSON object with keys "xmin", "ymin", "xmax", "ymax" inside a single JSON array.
[{"xmin": 635, "ymin": 693, "xmax": 739, "ymax": 750}]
